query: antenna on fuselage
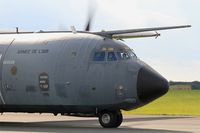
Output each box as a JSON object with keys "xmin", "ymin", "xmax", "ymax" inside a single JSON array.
[
  {"xmin": 16, "ymin": 27, "xmax": 19, "ymax": 34},
  {"xmin": 70, "ymin": 26, "xmax": 77, "ymax": 34}
]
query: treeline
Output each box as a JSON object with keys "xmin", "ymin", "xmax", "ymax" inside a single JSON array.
[{"xmin": 169, "ymin": 81, "xmax": 200, "ymax": 90}]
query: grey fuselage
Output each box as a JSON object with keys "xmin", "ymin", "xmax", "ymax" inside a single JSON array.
[{"xmin": 0, "ymin": 32, "xmax": 168, "ymax": 114}]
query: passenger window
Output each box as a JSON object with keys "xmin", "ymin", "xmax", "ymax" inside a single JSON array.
[
  {"xmin": 107, "ymin": 52, "xmax": 117, "ymax": 61},
  {"xmin": 93, "ymin": 52, "xmax": 105, "ymax": 61}
]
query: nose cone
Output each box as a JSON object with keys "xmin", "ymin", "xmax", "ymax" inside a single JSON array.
[{"xmin": 137, "ymin": 67, "xmax": 169, "ymax": 103}]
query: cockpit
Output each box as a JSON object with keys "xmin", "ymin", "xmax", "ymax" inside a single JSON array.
[{"xmin": 92, "ymin": 45, "xmax": 137, "ymax": 62}]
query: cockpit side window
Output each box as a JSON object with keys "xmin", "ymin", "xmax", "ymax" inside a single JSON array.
[
  {"xmin": 128, "ymin": 50, "xmax": 137, "ymax": 58},
  {"xmin": 93, "ymin": 51, "xmax": 105, "ymax": 61},
  {"xmin": 107, "ymin": 52, "xmax": 117, "ymax": 61}
]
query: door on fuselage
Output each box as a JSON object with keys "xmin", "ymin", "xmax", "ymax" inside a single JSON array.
[
  {"xmin": 0, "ymin": 39, "xmax": 15, "ymax": 104},
  {"xmin": 54, "ymin": 42, "xmax": 80, "ymax": 104}
]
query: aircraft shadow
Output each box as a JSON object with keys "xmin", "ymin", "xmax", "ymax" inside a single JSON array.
[{"xmin": 0, "ymin": 116, "xmax": 192, "ymax": 133}]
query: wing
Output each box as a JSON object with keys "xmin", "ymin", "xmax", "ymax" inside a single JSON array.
[{"xmin": 94, "ymin": 25, "xmax": 191, "ymax": 39}]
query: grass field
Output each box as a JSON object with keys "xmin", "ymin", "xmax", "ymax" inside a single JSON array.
[{"xmin": 124, "ymin": 90, "xmax": 200, "ymax": 116}]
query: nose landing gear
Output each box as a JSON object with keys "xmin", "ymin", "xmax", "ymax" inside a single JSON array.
[{"xmin": 98, "ymin": 110, "xmax": 123, "ymax": 128}]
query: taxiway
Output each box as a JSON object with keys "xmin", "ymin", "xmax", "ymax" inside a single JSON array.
[{"xmin": 0, "ymin": 113, "xmax": 199, "ymax": 133}]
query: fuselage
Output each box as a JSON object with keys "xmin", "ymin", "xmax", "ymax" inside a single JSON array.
[{"xmin": 0, "ymin": 32, "xmax": 168, "ymax": 114}]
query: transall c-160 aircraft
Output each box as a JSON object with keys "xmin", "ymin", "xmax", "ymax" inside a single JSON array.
[{"xmin": 0, "ymin": 21, "xmax": 191, "ymax": 128}]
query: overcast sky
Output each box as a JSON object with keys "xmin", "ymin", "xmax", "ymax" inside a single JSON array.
[{"xmin": 0, "ymin": 0, "xmax": 199, "ymax": 81}]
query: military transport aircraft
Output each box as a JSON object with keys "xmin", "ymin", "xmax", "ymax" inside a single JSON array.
[{"xmin": 0, "ymin": 17, "xmax": 191, "ymax": 128}]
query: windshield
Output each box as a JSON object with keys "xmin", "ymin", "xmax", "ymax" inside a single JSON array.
[
  {"xmin": 116, "ymin": 50, "xmax": 137, "ymax": 60},
  {"xmin": 93, "ymin": 51, "xmax": 106, "ymax": 61},
  {"xmin": 92, "ymin": 46, "xmax": 137, "ymax": 62},
  {"xmin": 107, "ymin": 52, "xmax": 117, "ymax": 61},
  {"xmin": 116, "ymin": 51, "xmax": 130, "ymax": 60}
]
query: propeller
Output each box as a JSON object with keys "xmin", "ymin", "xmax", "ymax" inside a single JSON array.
[
  {"xmin": 58, "ymin": 1, "xmax": 96, "ymax": 32},
  {"xmin": 85, "ymin": 11, "xmax": 93, "ymax": 31},
  {"xmin": 84, "ymin": 2, "xmax": 96, "ymax": 31}
]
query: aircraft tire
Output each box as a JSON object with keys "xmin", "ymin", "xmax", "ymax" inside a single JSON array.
[
  {"xmin": 115, "ymin": 111, "xmax": 123, "ymax": 127},
  {"xmin": 98, "ymin": 110, "xmax": 123, "ymax": 128}
]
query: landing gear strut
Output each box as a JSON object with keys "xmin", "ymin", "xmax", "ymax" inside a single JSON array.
[{"xmin": 98, "ymin": 110, "xmax": 123, "ymax": 128}]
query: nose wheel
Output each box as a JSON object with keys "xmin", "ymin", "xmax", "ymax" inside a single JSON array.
[{"xmin": 98, "ymin": 110, "xmax": 123, "ymax": 128}]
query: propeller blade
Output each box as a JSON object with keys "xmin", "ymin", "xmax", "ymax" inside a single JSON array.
[
  {"xmin": 85, "ymin": 15, "xmax": 92, "ymax": 31},
  {"xmin": 84, "ymin": 1, "xmax": 96, "ymax": 31}
]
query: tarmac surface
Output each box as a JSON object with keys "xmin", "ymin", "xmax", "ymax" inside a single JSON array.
[{"xmin": 0, "ymin": 113, "xmax": 199, "ymax": 133}]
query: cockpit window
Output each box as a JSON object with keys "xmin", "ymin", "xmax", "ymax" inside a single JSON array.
[
  {"xmin": 116, "ymin": 51, "xmax": 131, "ymax": 60},
  {"xmin": 107, "ymin": 52, "xmax": 117, "ymax": 61},
  {"xmin": 92, "ymin": 47, "xmax": 137, "ymax": 62},
  {"xmin": 93, "ymin": 52, "xmax": 105, "ymax": 61},
  {"xmin": 128, "ymin": 50, "xmax": 137, "ymax": 58}
]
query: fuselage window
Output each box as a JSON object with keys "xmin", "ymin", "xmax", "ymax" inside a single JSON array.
[
  {"xmin": 107, "ymin": 52, "xmax": 117, "ymax": 61},
  {"xmin": 93, "ymin": 51, "xmax": 105, "ymax": 61}
]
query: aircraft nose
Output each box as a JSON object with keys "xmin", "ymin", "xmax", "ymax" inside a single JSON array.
[{"xmin": 137, "ymin": 67, "xmax": 169, "ymax": 103}]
